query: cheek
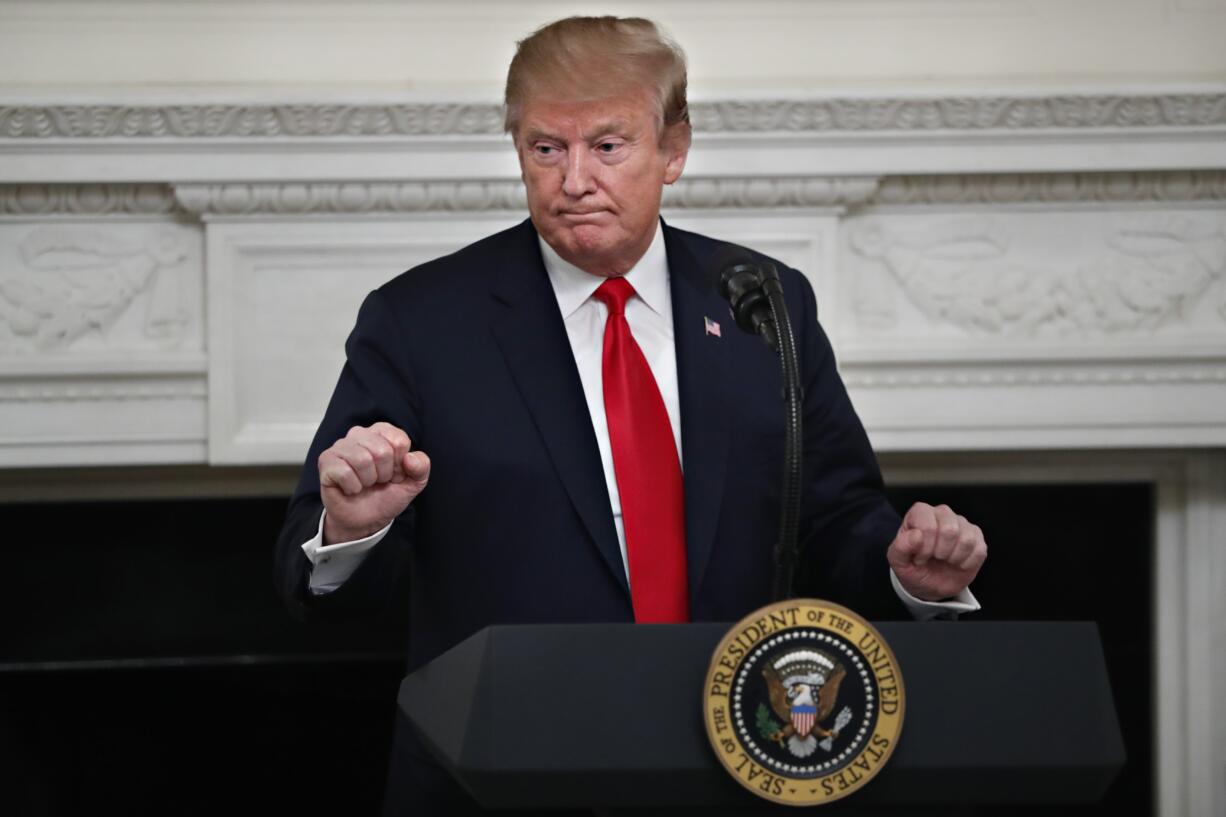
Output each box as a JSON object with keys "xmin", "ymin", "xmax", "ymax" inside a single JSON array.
[{"xmin": 523, "ymin": 168, "xmax": 559, "ymax": 203}]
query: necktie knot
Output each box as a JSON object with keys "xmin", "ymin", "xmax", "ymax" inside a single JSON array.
[{"xmin": 593, "ymin": 276, "xmax": 635, "ymax": 316}]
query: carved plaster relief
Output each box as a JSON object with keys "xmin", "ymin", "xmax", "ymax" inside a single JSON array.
[
  {"xmin": 0, "ymin": 184, "xmax": 179, "ymax": 216},
  {"xmin": 868, "ymin": 171, "xmax": 1226, "ymax": 207},
  {"xmin": 172, "ymin": 176, "xmax": 881, "ymax": 217},
  {"xmin": 4, "ymin": 95, "xmax": 1224, "ymax": 139},
  {"xmin": 0, "ymin": 224, "xmax": 200, "ymax": 353},
  {"xmin": 844, "ymin": 211, "xmax": 1226, "ymax": 339}
]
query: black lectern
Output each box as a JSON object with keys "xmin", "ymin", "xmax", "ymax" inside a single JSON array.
[{"xmin": 399, "ymin": 622, "xmax": 1124, "ymax": 812}]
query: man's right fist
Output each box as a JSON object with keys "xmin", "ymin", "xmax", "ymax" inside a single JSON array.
[{"xmin": 318, "ymin": 422, "xmax": 430, "ymax": 545}]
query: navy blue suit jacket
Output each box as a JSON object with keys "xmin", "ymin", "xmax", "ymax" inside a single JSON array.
[{"xmin": 273, "ymin": 218, "xmax": 905, "ymax": 812}]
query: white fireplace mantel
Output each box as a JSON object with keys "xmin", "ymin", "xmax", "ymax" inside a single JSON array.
[
  {"xmin": 1, "ymin": 91, "xmax": 1224, "ymax": 817},
  {"xmin": 2, "ymin": 92, "xmax": 1224, "ymax": 467}
]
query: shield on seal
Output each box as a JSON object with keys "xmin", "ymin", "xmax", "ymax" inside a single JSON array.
[{"xmin": 791, "ymin": 704, "xmax": 817, "ymax": 738}]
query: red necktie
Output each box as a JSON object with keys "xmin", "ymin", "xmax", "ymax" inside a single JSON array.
[{"xmin": 593, "ymin": 277, "xmax": 689, "ymax": 623}]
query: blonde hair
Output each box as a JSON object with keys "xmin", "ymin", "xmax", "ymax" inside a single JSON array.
[{"xmin": 504, "ymin": 16, "xmax": 690, "ymax": 139}]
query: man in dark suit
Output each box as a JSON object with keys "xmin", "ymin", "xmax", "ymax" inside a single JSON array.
[{"xmin": 275, "ymin": 15, "xmax": 986, "ymax": 815}]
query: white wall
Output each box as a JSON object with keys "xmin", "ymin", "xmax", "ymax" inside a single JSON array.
[{"xmin": 2, "ymin": 0, "xmax": 1224, "ymax": 98}]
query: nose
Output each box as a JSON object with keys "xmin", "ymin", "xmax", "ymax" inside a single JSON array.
[{"xmin": 561, "ymin": 148, "xmax": 597, "ymax": 198}]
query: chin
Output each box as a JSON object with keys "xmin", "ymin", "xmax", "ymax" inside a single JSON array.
[{"xmin": 560, "ymin": 228, "xmax": 618, "ymax": 259}]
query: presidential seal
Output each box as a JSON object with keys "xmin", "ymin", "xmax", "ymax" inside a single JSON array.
[{"xmin": 702, "ymin": 599, "xmax": 904, "ymax": 806}]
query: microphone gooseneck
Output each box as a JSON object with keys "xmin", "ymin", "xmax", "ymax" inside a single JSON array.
[{"xmin": 715, "ymin": 249, "xmax": 805, "ymax": 602}]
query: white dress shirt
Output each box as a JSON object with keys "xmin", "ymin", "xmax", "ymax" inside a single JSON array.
[{"xmin": 300, "ymin": 223, "xmax": 978, "ymax": 618}]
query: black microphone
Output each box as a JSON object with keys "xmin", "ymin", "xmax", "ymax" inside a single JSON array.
[
  {"xmin": 712, "ymin": 248, "xmax": 779, "ymax": 351},
  {"xmin": 711, "ymin": 245, "xmax": 804, "ymax": 602}
]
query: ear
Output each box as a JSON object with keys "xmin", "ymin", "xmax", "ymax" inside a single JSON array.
[{"xmin": 661, "ymin": 123, "xmax": 691, "ymax": 185}]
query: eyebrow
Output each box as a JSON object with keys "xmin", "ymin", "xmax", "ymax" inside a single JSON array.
[{"xmin": 522, "ymin": 118, "xmax": 638, "ymax": 144}]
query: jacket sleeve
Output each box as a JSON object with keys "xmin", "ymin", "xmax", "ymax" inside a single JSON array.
[
  {"xmin": 788, "ymin": 270, "xmax": 909, "ymax": 620},
  {"xmin": 273, "ymin": 287, "xmax": 420, "ymax": 622}
]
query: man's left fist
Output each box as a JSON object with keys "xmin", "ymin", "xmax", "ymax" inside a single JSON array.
[{"xmin": 887, "ymin": 502, "xmax": 987, "ymax": 602}]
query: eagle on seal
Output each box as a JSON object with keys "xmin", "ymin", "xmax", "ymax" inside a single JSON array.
[{"xmin": 762, "ymin": 649, "xmax": 847, "ymax": 758}]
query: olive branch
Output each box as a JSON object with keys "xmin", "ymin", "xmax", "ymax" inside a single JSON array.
[{"xmin": 756, "ymin": 703, "xmax": 782, "ymax": 741}]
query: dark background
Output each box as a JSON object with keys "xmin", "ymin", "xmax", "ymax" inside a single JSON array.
[{"xmin": 1, "ymin": 481, "xmax": 1151, "ymax": 816}]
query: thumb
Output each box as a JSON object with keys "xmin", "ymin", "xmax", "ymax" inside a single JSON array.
[{"xmin": 403, "ymin": 450, "xmax": 431, "ymax": 484}]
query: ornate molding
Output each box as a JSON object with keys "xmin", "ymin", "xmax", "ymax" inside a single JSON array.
[
  {"xmin": 665, "ymin": 176, "xmax": 879, "ymax": 209},
  {"xmin": 691, "ymin": 94, "xmax": 1226, "ymax": 132},
  {"xmin": 842, "ymin": 365, "xmax": 1226, "ymax": 388},
  {"xmin": 868, "ymin": 170, "xmax": 1226, "ymax": 207},
  {"xmin": 0, "ymin": 103, "xmax": 506, "ymax": 139},
  {"xmin": 0, "ymin": 184, "xmax": 180, "ymax": 216},
  {"xmin": 173, "ymin": 176, "xmax": 881, "ymax": 216},
  {"xmin": 6, "ymin": 172, "xmax": 1225, "ymax": 221},
  {"xmin": 0, "ymin": 378, "xmax": 205, "ymax": 403},
  {"xmin": 3, "ymin": 94, "xmax": 1224, "ymax": 139},
  {"xmin": 173, "ymin": 181, "xmax": 526, "ymax": 216}
]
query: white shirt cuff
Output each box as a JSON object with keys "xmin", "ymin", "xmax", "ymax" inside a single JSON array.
[
  {"xmin": 300, "ymin": 510, "xmax": 392, "ymax": 594},
  {"xmin": 890, "ymin": 569, "xmax": 981, "ymax": 621}
]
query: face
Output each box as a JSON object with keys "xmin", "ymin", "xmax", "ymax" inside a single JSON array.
[{"xmin": 514, "ymin": 87, "xmax": 689, "ymax": 277}]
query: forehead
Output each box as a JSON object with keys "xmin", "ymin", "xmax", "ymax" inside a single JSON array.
[{"xmin": 516, "ymin": 87, "xmax": 660, "ymax": 140}]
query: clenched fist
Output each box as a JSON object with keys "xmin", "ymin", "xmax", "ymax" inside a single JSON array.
[
  {"xmin": 318, "ymin": 422, "xmax": 430, "ymax": 545},
  {"xmin": 887, "ymin": 502, "xmax": 987, "ymax": 602}
]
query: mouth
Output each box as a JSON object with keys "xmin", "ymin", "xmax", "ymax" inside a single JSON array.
[{"xmin": 558, "ymin": 209, "xmax": 610, "ymax": 218}]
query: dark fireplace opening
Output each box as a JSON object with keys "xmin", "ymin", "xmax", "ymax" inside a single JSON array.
[
  {"xmin": 2, "ymin": 482, "xmax": 1153, "ymax": 816},
  {"xmin": 2, "ymin": 495, "xmax": 411, "ymax": 817},
  {"xmin": 884, "ymin": 482, "xmax": 1153, "ymax": 817}
]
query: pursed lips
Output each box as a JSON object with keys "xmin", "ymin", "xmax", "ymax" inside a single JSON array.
[{"xmin": 557, "ymin": 210, "xmax": 613, "ymax": 224}]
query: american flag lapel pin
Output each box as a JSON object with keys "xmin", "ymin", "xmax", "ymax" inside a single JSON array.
[{"xmin": 704, "ymin": 316, "xmax": 722, "ymax": 338}]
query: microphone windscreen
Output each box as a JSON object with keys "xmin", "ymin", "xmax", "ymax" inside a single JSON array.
[
  {"xmin": 710, "ymin": 243, "xmax": 758, "ymax": 277},
  {"xmin": 710, "ymin": 243, "xmax": 765, "ymax": 300}
]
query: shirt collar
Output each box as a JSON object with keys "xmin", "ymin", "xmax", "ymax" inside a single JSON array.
[{"xmin": 539, "ymin": 221, "xmax": 669, "ymax": 319}]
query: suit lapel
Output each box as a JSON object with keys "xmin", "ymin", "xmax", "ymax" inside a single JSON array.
[
  {"xmin": 488, "ymin": 221, "xmax": 630, "ymax": 598},
  {"xmin": 664, "ymin": 224, "xmax": 731, "ymax": 601}
]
